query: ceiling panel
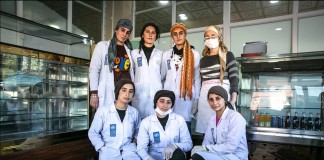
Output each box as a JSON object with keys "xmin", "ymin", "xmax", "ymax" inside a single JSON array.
[{"xmin": 264, "ymin": 4, "xmax": 289, "ymax": 17}]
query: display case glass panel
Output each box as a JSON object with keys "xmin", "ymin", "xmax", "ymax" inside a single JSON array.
[{"xmin": 0, "ymin": 44, "xmax": 89, "ymax": 141}]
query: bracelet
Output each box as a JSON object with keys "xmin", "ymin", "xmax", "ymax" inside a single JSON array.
[{"xmin": 91, "ymin": 94, "xmax": 98, "ymax": 98}]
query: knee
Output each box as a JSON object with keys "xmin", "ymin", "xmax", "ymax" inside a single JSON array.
[{"xmin": 192, "ymin": 153, "xmax": 205, "ymax": 160}]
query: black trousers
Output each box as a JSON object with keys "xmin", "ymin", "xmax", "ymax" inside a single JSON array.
[
  {"xmin": 192, "ymin": 153, "xmax": 205, "ymax": 160},
  {"xmin": 169, "ymin": 148, "xmax": 186, "ymax": 160}
]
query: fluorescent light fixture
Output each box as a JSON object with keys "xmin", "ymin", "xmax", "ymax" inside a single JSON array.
[
  {"xmin": 80, "ymin": 34, "xmax": 88, "ymax": 37},
  {"xmin": 159, "ymin": 1, "xmax": 168, "ymax": 4},
  {"xmin": 180, "ymin": 16, "xmax": 188, "ymax": 20},
  {"xmin": 270, "ymin": 1, "xmax": 279, "ymax": 4},
  {"xmin": 273, "ymin": 67, "xmax": 281, "ymax": 70},
  {"xmin": 49, "ymin": 24, "xmax": 60, "ymax": 29},
  {"xmin": 179, "ymin": 14, "xmax": 186, "ymax": 17},
  {"xmin": 275, "ymin": 28, "xmax": 282, "ymax": 31}
]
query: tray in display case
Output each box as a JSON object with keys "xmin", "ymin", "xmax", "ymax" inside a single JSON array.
[{"xmin": 0, "ymin": 43, "xmax": 90, "ymax": 142}]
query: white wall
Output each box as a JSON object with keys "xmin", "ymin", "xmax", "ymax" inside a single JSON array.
[{"xmin": 298, "ymin": 15, "xmax": 324, "ymax": 52}]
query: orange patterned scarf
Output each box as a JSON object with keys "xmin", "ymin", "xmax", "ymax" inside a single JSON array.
[{"xmin": 179, "ymin": 39, "xmax": 194, "ymax": 100}]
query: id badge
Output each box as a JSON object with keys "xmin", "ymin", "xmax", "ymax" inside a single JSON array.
[
  {"xmin": 110, "ymin": 124, "xmax": 116, "ymax": 137},
  {"xmin": 104, "ymin": 54, "xmax": 108, "ymax": 65},
  {"xmin": 137, "ymin": 57, "xmax": 142, "ymax": 67},
  {"xmin": 153, "ymin": 132, "xmax": 160, "ymax": 143},
  {"xmin": 167, "ymin": 59, "xmax": 171, "ymax": 70}
]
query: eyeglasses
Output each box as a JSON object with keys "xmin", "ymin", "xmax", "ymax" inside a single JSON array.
[
  {"xmin": 204, "ymin": 36, "xmax": 218, "ymax": 41},
  {"xmin": 208, "ymin": 96, "xmax": 223, "ymax": 103}
]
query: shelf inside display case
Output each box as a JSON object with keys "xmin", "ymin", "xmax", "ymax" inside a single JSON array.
[
  {"xmin": 0, "ymin": 43, "xmax": 90, "ymax": 142},
  {"xmin": 0, "ymin": 11, "xmax": 91, "ymax": 45},
  {"xmin": 237, "ymin": 51, "xmax": 324, "ymax": 147}
]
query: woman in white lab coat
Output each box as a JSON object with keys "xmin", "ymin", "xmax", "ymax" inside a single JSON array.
[
  {"xmin": 137, "ymin": 90, "xmax": 192, "ymax": 160},
  {"xmin": 88, "ymin": 79, "xmax": 141, "ymax": 160},
  {"xmin": 191, "ymin": 86, "xmax": 248, "ymax": 160},
  {"xmin": 131, "ymin": 22, "xmax": 164, "ymax": 119},
  {"xmin": 89, "ymin": 19, "xmax": 134, "ymax": 109},
  {"xmin": 161, "ymin": 23, "xmax": 201, "ymax": 131}
]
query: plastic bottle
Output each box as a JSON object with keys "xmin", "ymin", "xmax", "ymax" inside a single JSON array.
[
  {"xmin": 307, "ymin": 112, "xmax": 314, "ymax": 130},
  {"xmin": 292, "ymin": 112, "xmax": 299, "ymax": 129},
  {"xmin": 259, "ymin": 113, "xmax": 265, "ymax": 127},
  {"xmin": 314, "ymin": 113, "xmax": 321, "ymax": 131},
  {"xmin": 285, "ymin": 112, "xmax": 291, "ymax": 129},
  {"xmin": 253, "ymin": 112, "xmax": 259, "ymax": 127},
  {"xmin": 300, "ymin": 112, "xmax": 307, "ymax": 130},
  {"xmin": 265, "ymin": 113, "xmax": 271, "ymax": 127}
]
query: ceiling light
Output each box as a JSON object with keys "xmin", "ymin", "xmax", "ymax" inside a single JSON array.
[
  {"xmin": 49, "ymin": 24, "xmax": 60, "ymax": 29},
  {"xmin": 273, "ymin": 67, "xmax": 281, "ymax": 70},
  {"xmin": 275, "ymin": 28, "xmax": 282, "ymax": 31},
  {"xmin": 81, "ymin": 34, "xmax": 88, "ymax": 37},
  {"xmin": 180, "ymin": 16, "xmax": 187, "ymax": 20},
  {"xmin": 159, "ymin": 1, "xmax": 168, "ymax": 4},
  {"xmin": 270, "ymin": 1, "xmax": 279, "ymax": 4},
  {"xmin": 179, "ymin": 14, "xmax": 186, "ymax": 17}
]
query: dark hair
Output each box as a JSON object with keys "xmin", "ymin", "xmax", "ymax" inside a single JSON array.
[
  {"xmin": 138, "ymin": 23, "xmax": 160, "ymax": 53},
  {"xmin": 114, "ymin": 79, "xmax": 135, "ymax": 100}
]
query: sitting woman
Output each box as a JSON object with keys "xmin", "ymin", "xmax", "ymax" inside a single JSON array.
[
  {"xmin": 191, "ymin": 86, "xmax": 248, "ymax": 160},
  {"xmin": 137, "ymin": 90, "xmax": 192, "ymax": 160},
  {"xmin": 88, "ymin": 79, "xmax": 141, "ymax": 160}
]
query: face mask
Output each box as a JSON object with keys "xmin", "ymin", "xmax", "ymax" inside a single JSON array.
[
  {"xmin": 205, "ymin": 39, "xmax": 219, "ymax": 49},
  {"xmin": 155, "ymin": 107, "xmax": 172, "ymax": 116}
]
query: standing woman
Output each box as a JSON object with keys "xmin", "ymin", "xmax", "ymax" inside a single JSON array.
[
  {"xmin": 161, "ymin": 23, "xmax": 201, "ymax": 132},
  {"xmin": 89, "ymin": 19, "xmax": 134, "ymax": 109},
  {"xmin": 194, "ymin": 25, "xmax": 239, "ymax": 134},
  {"xmin": 191, "ymin": 86, "xmax": 248, "ymax": 160},
  {"xmin": 137, "ymin": 90, "xmax": 192, "ymax": 160},
  {"xmin": 88, "ymin": 79, "xmax": 141, "ymax": 160},
  {"xmin": 131, "ymin": 22, "xmax": 163, "ymax": 119}
]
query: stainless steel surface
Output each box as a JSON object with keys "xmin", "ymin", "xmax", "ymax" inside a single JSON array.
[{"xmin": 247, "ymin": 127, "xmax": 324, "ymax": 147}]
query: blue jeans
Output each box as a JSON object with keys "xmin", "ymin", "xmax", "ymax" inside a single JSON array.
[{"xmin": 186, "ymin": 121, "xmax": 192, "ymax": 135}]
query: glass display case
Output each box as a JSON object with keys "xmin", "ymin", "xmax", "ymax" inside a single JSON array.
[
  {"xmin": 0, "ymin": 43, "xmax": 90, "ymax": 141},
  {"xmin": 237, "ymin": 51, "xmax": 324, "ymax": 147}
]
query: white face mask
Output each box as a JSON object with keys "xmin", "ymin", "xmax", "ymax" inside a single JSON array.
[
  {"xmin": 155, "ymin": 107, "xmax": 172, "ymax": 116},
  {"xmin": 205, "ymin": 39, "xmax": 219, "ymax": 49}
]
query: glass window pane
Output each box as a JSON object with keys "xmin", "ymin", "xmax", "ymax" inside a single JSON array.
[
  {"xmin": 176, "ymin": 1, "xmax": 223, "ymax": 29},
  {"xmin": 135, "ymin": 1, "xmax": 171, "ymax": 37},
  {"xmin": 72, "ymin": 1, "xmax": 102, "ymax": 43},
  {"xmin": 299, "ymin": 1, "xmax": 324, "ymax": 13},
  {"xmin": 231, "ymin": 1, "xmax": 292, "ymax": 23},
  {"xmin": 0, "ymin": 1, "xmax": 16, "ymax": 15},
  {"xmin": 23, "ymin": 1, "xmax": 67, "ymax": 31},
  {"xmin": 231, "ymin": 21, "xmax": 291, "ymax": 57},
  {"xmin": 298, "ymin": 15, "xmax": 324, "ymax": 52}
]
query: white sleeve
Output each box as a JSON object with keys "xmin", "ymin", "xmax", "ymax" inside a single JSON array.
[
  {"xmin": 89, "ymin": 41, "xmax": 105, "ymax": 91},
  {"xmin": 193, "ymin": 50, "xmax": 201, "ymax": 99},
  {"xmin": 206, "ymin": 114, "xmax": 247, "ymax": 154},
  {"xmin": 174, "ymin": 116, "xmax": 193, "ymax": 152},
  {"xmin": 202, "ymin": 117, "xmax": 215, "ymax": 145},
  {"xmin": 133, "ymin": 109, "xmax": 142, "ymax": 138},
  {"xmin": 137, "ymin": 119, "xmax": 152, "ymax": 160},
  {"xmin": 88, "ymin": 108, "xmax": 105, "ymax": 151},
  {"xmin": 160, "ymin": 50, "xmax": 169, "ymax": 83}
]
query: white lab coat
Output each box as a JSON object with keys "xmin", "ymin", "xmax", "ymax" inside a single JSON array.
[
  {"xmin": 195, "ymin": 79, "xmax": 231, "ymax": 133},
  {"xmin": 137, "ymin": 112, "xmax": 193, "ymax": 160},
  {"xmin": 89, "ymin": 41, "xmax": 134, "ymax": 108},
  {"xmin": 88, "ymin": 103, "xmax": 141, "ymax": 160},
  {"xmin": 131, "ymin": 48, "xmax": 163, "ymax": 119},
  {"xmin": 161, "ymin": 48, "xmax": 201, "ymax": 121},
  {"xmin": 196, "ymin": 107, "xmax": 248, "ymax": 160}
]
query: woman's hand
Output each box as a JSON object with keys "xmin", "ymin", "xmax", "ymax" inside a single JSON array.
[{"xmin": 90, "ymin": 94, "xmax": 99, "ymax": 109}]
